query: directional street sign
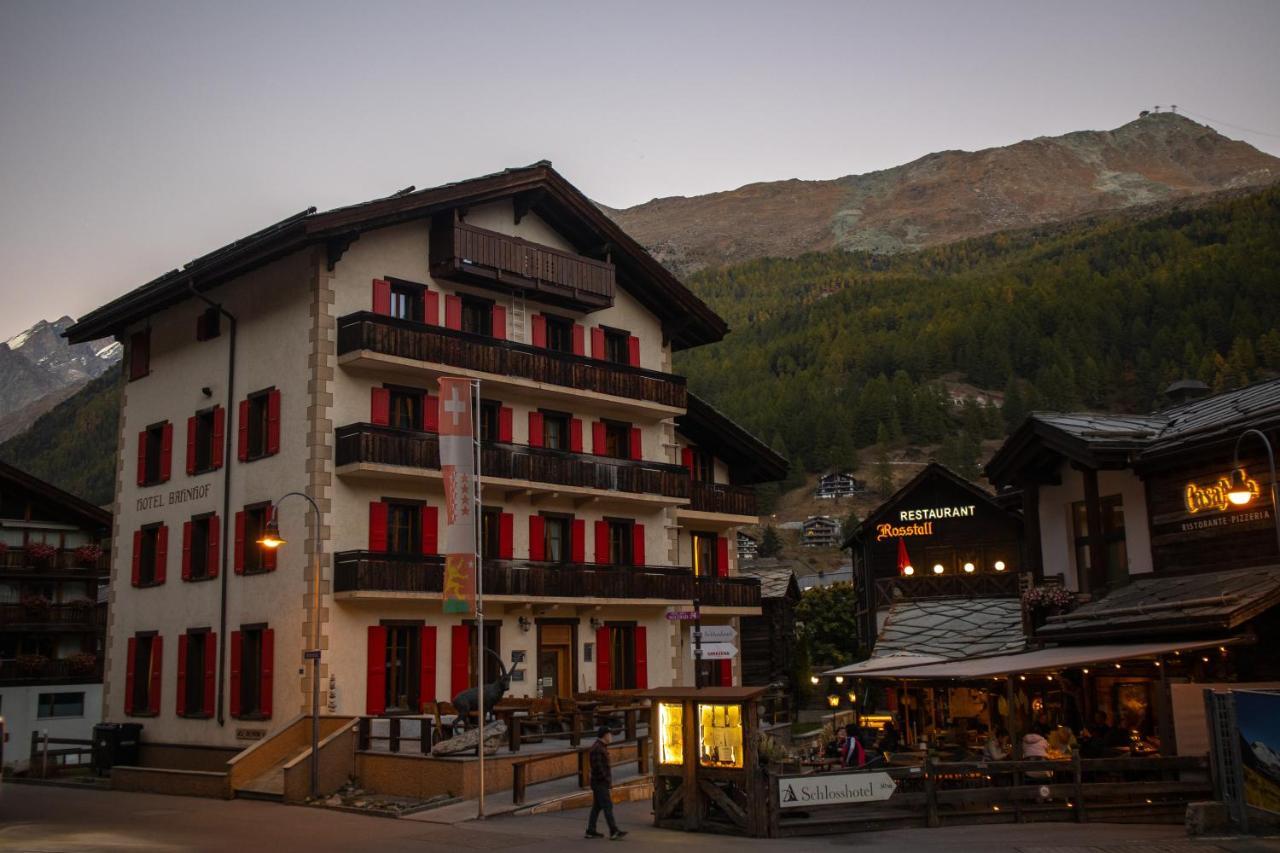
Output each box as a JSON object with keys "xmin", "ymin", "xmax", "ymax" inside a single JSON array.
[
  {"xmin": 777, "ymin": 771, "xmax": 898, "ymax": 809},
  {"xmin": 665, "ymin": 610, "xmax": 699, "ymax": 621},
  {"xmin": 693, "ymin": 626, "xmax": 736, "ymax": 643},
  {"xmin": 691, "ymin": 642, "xmax": 737, "ymax": 660}
]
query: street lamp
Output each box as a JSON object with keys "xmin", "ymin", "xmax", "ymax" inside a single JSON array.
[
  {"xmin": 1227, "ymin": 429, "xmax": 1280, "ymax": 555},
  {"xmin": 257, "ymin": 491, "xmax": 323, "ymax": 800}
]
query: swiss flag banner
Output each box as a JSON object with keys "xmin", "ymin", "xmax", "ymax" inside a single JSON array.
[
  {"xmin": 897, "ymin": 538, "xmax": 913, "ymax": 575},
  {"xmin": 439, "ymin": 377, "xmax": 478, "ymax": 616}
]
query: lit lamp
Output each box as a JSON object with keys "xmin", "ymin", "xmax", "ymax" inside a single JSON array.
[
  {"xmin": 834, "ymin": 675, "xmax": 844, "ymax": 685},
  {"xmin": 826, "ymin": 694, "xmax": 840, "ymax": 708},
  {"xmin": 847, "ymin": 691, "xmax": 857, "ymax": 704},
  {"xmin": 994, "ymin": 560, "xmax": 1006, "ymax": 572},
  {"xmin": 903, "ymin": 565, "xmax": 915, "ymax": 576},
  {"xmin": 963, "ymin": 562, "xmax": 975, "ymax": 573},
  {"xmin": 258, "ymin": 514, "xmax": 285, "ymax": 549},
  {"xmin": 1229, "ymin": 428, "xmax": 1280, "ymax": 556},
  {"xmin": 1227, "ymin": 468, "xmax": 1255, "ymax": 506},
  {"xmin": 932, "ymin": 564, "xmax": 944, "ymax": 575},
  {"xmin": 810, "ymin": 675, "xmax": 820, "ymax": 686}
]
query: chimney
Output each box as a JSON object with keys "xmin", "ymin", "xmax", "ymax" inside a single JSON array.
[{"xmin": 1162, "ymin": 379, "xmax": 1210, "ymax": 406}]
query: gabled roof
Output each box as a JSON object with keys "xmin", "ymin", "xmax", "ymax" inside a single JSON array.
[
  {"xmin": 834, "ymin": 598, "xmax": 1026, "ymax": 673},
  {"xmin": 845, "ymin": 462, "xmax": 1015, "ymax": 548},
  {"xmin": 676, "ymin": 393, "xmax": 788, "ymax": 484},
  {"xmin": 736, "ymin": 561, "xmax": 802, "ymax": 600},
  {"xmin": 986, "ymin": 378, "xmax": 1280, "ymax": 484},
  {"xmin": 0, "ymin": 461, "xmax": 111, "ymax": 531},
  {"xmin": 66, "ymin": 162, "xmax": 727, "ymax": 350}
]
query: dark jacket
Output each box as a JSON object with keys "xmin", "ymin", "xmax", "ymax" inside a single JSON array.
[{"xmin": 589, "ymin": 738, "xmax": 611, "ymax": 786}]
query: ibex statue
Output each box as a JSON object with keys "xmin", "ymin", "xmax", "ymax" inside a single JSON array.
[{"xmin": 451, "ymin": 649, "xmax": 520, "ymax": 732}]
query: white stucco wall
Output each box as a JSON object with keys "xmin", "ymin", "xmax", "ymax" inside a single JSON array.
[{"xmin": 1, "ymin": 684, "xmax": 104, "ymax": 772}]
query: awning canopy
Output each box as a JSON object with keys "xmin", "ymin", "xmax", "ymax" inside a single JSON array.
[{"xmin": 824, "ymin": 637, "xmax": 1240, "ymax": 681}]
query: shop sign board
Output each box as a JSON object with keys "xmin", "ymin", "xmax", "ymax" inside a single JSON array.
[
  {"xmin": 777, "ymin": 771, "xmax": 897, "ymax": 808},
  {"xmin": 691, "ymin": 642, "xmax": 737, "ymax": 660},
  {"xmin": 694, "ymin": 626, "xmax": 736, "ymax": 643}
]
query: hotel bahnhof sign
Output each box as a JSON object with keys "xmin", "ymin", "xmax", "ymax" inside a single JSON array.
[{"xmin": 875, "ymin": 504, "xmax": 977, "ymax": 541}]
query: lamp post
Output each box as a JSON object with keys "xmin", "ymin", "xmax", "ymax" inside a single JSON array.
[
  {"xmin": 257, "ymin": 491, "xmax": 323, "ymax": 800},
  {"xmin": 1226, "ymin": 429, "xmax": 1280, "ymax": 555}
]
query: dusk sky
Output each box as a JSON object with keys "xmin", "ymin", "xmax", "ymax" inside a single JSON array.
[{"xmin": 2, "ymin": 0, "xmax": 1278, "ymax": 341}]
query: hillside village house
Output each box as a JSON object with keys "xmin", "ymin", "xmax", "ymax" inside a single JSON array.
[
  {"xmin": 802, "ymin": 515, "xmax": 842, "ymax": 548},
  {"xmin": 66, "ymin": 163, "xmax": 784, "ymax": 752},
  {"xmin": 0, "ymin": 462, "xmax": 110, "ymax": 768}
]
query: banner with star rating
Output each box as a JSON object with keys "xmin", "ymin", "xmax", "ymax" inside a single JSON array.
[{"xmin": 438, "ymin": 377, "xmax": 478, "ymax": 615}]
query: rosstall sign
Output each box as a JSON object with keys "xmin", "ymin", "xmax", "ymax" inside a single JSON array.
[{"xmin": 875, "ymin": 503, "xmax": 977, "ymax": 541}]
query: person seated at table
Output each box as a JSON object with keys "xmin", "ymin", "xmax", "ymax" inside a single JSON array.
[
  {"xmin": 839, "ymin": 723, "xmax": 867, "ymax": 767},
  {"xmin": 877, "ymin": 720, "xmax": 901, "ymax": 753},
  {"xmin": 1022, "ymin": 724, "xmax": 1051, "ymax": 759},
  {"xmin": 1047, "ymin": 724, "xmax": 1077, "ymax": 756},
  {"xmin": 983, "ymin": 727, "xmax": 1008, "ymax": 761},
  {"xmin": 1079, "ymin": 710, "xmax": 1111, "ymax": 758}
]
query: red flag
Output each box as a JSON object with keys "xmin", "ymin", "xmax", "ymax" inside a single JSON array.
[{"xmin": 897, "ymin": 538, "xmax": 913, "ymax": 576}]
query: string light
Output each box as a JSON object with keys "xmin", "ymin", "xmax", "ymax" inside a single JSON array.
[
  {"xmin": 1019, "ymin": 675, "xmax": 1026, "ymax": 681},
  {"xmin": 834, "ymin": 675, "xmax": 844, "ymax": 685},
  {"xmin": 963, "ymin": 562, "xmax": 975, "ymax": 573},
  {"xmin": 1115, "ymin": 663, "xmax": 1122, "ymax": 669},
  {"xmin": 994, "ymin": 561, "xmax": 1006, "ymax": 572},
  {"xmin": 933, "ymin": 564, "xmax": 945, "ymax": 575},
  {"xmin": 1082, "ymin": 668, "xmax": 1089, "ymax": 675},
  {"xmin": 903, "ymin": 565, "xmax": 915, "ymax": 576}
]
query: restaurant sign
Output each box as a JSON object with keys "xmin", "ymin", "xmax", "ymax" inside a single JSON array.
[
  {"xmin": 1185, "ymin": 473, "xmax": 1259, "ymax": 515},
  {"xmin": 777, "ymin": 771, "xmax": 897, "ymax": 808},
  {"xmin": 875, "ymin": 504, "xmax": 977, "ymax": 541}
]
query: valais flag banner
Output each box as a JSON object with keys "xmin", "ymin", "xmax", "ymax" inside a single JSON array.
[{"xmin": 438, "ymin": 378, "xmax": 477, "ymax": 615}]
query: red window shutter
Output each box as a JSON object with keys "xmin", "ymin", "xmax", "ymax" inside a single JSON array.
[
  {"xmin": 592, "ymin": 422, "xmax": 606, "ymax": 455},
  {"xmin": 682, "ymin": 448, "xmax": 694, "ymax": 474},
  {"xmin": 594, "ymin": 521, "xmax": 610, "ymax": 565},
  {"xmin": 570, "ymin": 418, "xmax": 583, "ymax": 453},
  {"xmin": 176, "ymin": 633, "xmax": 189, "ymax": 716},
  {"xmin": 450, "ymin": 625, "xmax": 470, "ymax": 700},
  {"xmin": 718, "ymin": 659, "xmax": 732, "ymax": 687},
  {"xmin": 131, "ymin": 530, "xmax": 142, "ymax": 586},
  {"xmin": 136, "ymin": 431, "xmax": 147, "ymax": 486},
  {"xmin": 634, "ymin": 626, "xmax": 648, "ymax": 690},
  {"xmin": 424, "ymin": 290, "xmax": 439, "ymax": 325},
  {"xmin": 186, "ymin": 417, "xmax": 197, "ymax": 475},
  {"xmin": 372, "ymin": 278, "xmax": 391, "ymax": 315},
  {"xmin": 595, "ymin": 627, "xmax": 611, "ymax": 691},
  {"xmin": 444, "ymin": 294, "xmax": 462, "ymax": 330},
  {"xmin": 260, "ymin": 628, "xmax": 274, "ymax": 719},
  {"xmin": 419, "ymin": 626, "xmax": 437, "ymax": 706},
  {"xmin": 629, "ymin": 427, "xmax": 642, "ymax": 461},
  {"xmin": 632, "ymin": 524, "xmax": 646, "ymax": 567},
  {"xmin": 182, "ymin": 521, "xmax": 193, "ymax": 581},
  {"xmin": 234, "ymin": 511, "xmax": 246, "ymax": 574},
  {"xmin": 237, "ymin": 400, "xmax": 249, "ymax": 461},
  {"xmin": 203, "ymin": 632, "xmax": 217, "ymax": 717},
  {"xmin": 499, "ymin": 513, "xmax": 514, "ymax": 559},
  {"xmin": 369, "ymin": 502, "xmax": 388, "ymax": 552},
  {"xmin": 155, "ymin": 525, "xmax": 168, "ymax": 584},
  {"xmin": 571, "ymin": 519, "xmax": 585, "ymax": 564},
  {"xmin": 498, "ymin": 406, "xmax": 513, "ymax": 443},
  {"xmin": 528, "ymin": 516, "xmax": 545, "ymax": 561},
  {"xmin": 160, "ymin": 422, "xmax": 173, "ymax": 482},
  {"xmin": 212, "ymin": 406, "xmax": 225, "ymax": 469},
  {"xmin": 148, "ymin": 635, "xmax": 163, "ymax": 715},
  {"xmin": 424, "ymin": 394, "xmax": 440, "ymax": 433},
  {"xmin": 207, "ymin": 515, "xmax": 220, "ymax": 578},
  {"xmin": 370, "ymin": 387, "xmax": 390, "ymax": 425},
  {"xmin": 266, "ymin": 390, "xmax": 281, "ymax": 455},
  {"xmin": 627, "ymin": 336, "xmax": 640, "ymax": 367},
  {"xmin": 421, "ymin": 505, "xmax": 438, "ymax": 555},
  {"xmin": 531, "ymin": 314, "xmax": 546, "ymax": 348},
  {"xmin": 366, "ymin": 626, "xmax": 387, "ymax": 715},
  {"xmin": 124, "ymin": 637, "xmax": 137, "ymax": 715},
  {"xmin": 491, "ymin": 304, "xmax": 506, "ymax": 340},
  {"xmin": 527, "ymin": 412, "xmax": 543, "ymax": 448},
  {"xmin": 591, "ymin": 328, "xmax": 606, "ymax": 360},
  {"xmin": 716, "ymin": 537, "xmax": 729, "ymax": 577},
  {"xmin": 572, "ymin": 324, "xmax": 585, "ymax": 356},
  {"xmin": 230, "ymin": 631, "xmax": 242, "ymax": 717}
]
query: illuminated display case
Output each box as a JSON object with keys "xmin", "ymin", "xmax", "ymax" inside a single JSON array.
[
  {"xmin": 658, "ymin": 701, "xmax": 684, "ymax": 765},
  {"xmin": 698, "ymin": 703, "xmax": 744, "ymax": 768}
]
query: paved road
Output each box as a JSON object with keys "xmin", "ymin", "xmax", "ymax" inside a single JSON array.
[{"xmin": 2, "ymin": 783, "xmax": 1277, "ymax": 853}]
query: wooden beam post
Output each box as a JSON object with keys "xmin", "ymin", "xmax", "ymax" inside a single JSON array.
[
  {"xmin": 924, "ymin": 750, "xmax": 940, "ymax": 828},
  {"xmin": 1080, "ymin": 466, "xmax": 1106, "ymax": 596}
]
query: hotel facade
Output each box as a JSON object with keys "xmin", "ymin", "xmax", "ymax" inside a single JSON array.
[{"xmin": 67, "ymin": 163, "xmax": 784, "ymax": 748}]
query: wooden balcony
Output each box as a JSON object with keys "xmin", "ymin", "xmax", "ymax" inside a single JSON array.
[
  {"xmin": 333, "ymin": 551, "xmax": 761, "ymax": 609},
  {"xmin": 687, "ymin": 481, "xmax": 757, "ymax": 517},
  {"xmin": 336, "ymin": 423, "xmax": 690, "ymax": 502},
  {"xmin": 0, "ymin": 657, "xmax": 104, "ymax": 686},
  {"xmin": 0, "ymin": 548, "xmax": 109, "ymax": 577},
  {"xmin": 873, "ymin": 572, "xmax": 1020, "ymax": 608},
  {"xmin": 337, "ymin": 312, "xmax": 686, "ymax": 412},
  {"xmin": 430, "ymin": 220, "xmax": 615, "ymax": 310},
  {"xmin": 0, "ymin": 602, "xmax": 107, "ymax": 630}
]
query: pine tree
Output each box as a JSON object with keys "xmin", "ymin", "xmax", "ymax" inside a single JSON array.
[
  {"xmin": 758, "ymin": 525, "xmax": 783, "ymax": 558},
  {"xmin": 874, "ymin": 423, "xmax": 894, "ymax": 496}
]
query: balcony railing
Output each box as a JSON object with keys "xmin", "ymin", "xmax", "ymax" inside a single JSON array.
[
  {"xmin": 0, "ymin": 658, "xmax": 104, "ymax": 685},
  {"xmin": 873, "ymin": 572, "xmax": 1020, "ymax": 608},
  {"xmin": 0, "ymin": 548, "xmax": 109, "ymax": 574},
  {"xmin": 337, "ymin": 312, "xmax": 687, "ymax": 409},
  {"xmin": 687, "ymin": 481, "xmax": 757, "ymax": 516},
  {"xmin": 336, "ymin": 423, "xmax": 690, "ymax": 500},
  {"xmin": 430, "ymin": 220, "xmax": 615, "ymax": 309},
  {"xmin": 0, "ymin": 602, "xmax": 107, "ymax": 629},
  {"xmin": 334, "ymin": 551, "xmax": 761, "ymax": 609}
]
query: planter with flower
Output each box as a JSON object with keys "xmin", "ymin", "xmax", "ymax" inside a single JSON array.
[
  {"xmin": 21, "ymin": 593, "xmax": 52, "ymax": 620},
  {"xmin": 25, "ymin": 541, "xmax": 58, "ymax": 567},
  {"xmin": 74, "ymin": 544, "xmax": 103, "ymax": 569},
  {"xmin": 1022, "ymin": 585, "xmax": 1076, "ymax": 629},
  {"xmin": 67, "ymin": 652, "xmax": 99, "ymax": 676},
  {"xmin": 16, "ymin": 653, "xmax": 50, "ymax": 676},
  {"xmin": 67, "ymin": 597, "xmax": 97, "ymax": 621}
]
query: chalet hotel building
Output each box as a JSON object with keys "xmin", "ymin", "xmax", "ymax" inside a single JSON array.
[{"xmin": 66, "ymin": 163, "xmax": 784, "ymax": 747}]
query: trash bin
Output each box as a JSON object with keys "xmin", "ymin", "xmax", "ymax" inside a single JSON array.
[
  {"xmin": 92, "ymin": 722, "xmax": 143, "ymax": 774},
  {"xmin": 117, "ymin": 723, "xmax": 142, "ymax": 766}
]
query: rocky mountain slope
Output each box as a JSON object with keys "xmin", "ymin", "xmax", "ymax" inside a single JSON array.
[
  {"xmin": 604, "ymin": 113, "xmax": 1280, "ymax": 276},
  {"xmin": 0, "ymin": 316, "xmax": 120, "ymax": 441}
]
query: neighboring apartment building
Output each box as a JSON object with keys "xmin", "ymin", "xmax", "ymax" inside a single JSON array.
[
  {"xmin": 0, "ymin": 462, "xmax": 110, "ymax": 768},
  {"xmin": 802, "ymin": 515, "xmax": 841, "ymax": 548},
  {"xmin": 815, "ymin": 472, "xmax": 863, "ymax": 499},
  {"xmin": 66, "ymin": 163, "xmax": 785, "ymax": 748}
]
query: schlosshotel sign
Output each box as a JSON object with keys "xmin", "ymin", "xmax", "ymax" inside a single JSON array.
[
  {"xmin": 136, "ymin": 483, "xmax": 211, "ymax": 513},
  {"xmin": 777, "ymin": 771, "xmax": 898, "ymax": 808}
]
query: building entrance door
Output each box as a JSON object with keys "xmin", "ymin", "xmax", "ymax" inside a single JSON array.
[{"xmin": 538, "ymin": 623, "xmax": 575, "ymax": 698}]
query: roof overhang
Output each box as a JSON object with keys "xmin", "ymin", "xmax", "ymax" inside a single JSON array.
[
  {"xmin": 676, "ymin": 393, "xmax": 788, "ymax": 484},
  {"xmin": 985, "ymin": 413, "xmax": 1147, "ymax": 487}
]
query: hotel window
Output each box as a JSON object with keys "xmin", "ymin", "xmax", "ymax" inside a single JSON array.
[
  {"xmin": 389, "ymin": 387, "xmax": 423, "ymax": 431},
  {"xmin": 608, "ymin": 625, "xmax": 637, "ymax": 690},
  {"xmin": 690, "ymin": 448, "xmax": 715, "ymax": 484},
  {"xmin": 238, "ymin": 504, "xmax": 276, "ymax": 574},
  {"xmin": 542, "ymin": 411, "xmax": 570, "ymax": 451},
  {"xmin": 231, "ymin": 626, "xmax": 273, "ymax": 719},
  {"xmin": 239, "ymin": 388, "xmax": 280, "ymax": 461},
  {"xmin": 179, "ymin": 630, "xmax": 214, "ymax": 717},
  {"xmin": 389, "ymin": 281, "xmax": 424, "ymax": 322},
  {"xmin": 481, "ymin": 507, "xmax": 502, "ymax": 559},
  {"xmin": 138, "ymin": 421, "xmax": 171, "ymax": 486},
  {"xmin": 544, "ymin": 516, "xmax": 570, "ymax": 563},
  {"xmin": 1071, "ymin": 495, "xmax": 1128, "ymax": 577},
  {"xmin": 133, "ymin": 524, "xmax": 167, "ymax": 586},
  {"xmin": 460, "ymin": 296, "xmax": 492, "ymax": 336},
  {"xmin": 196, "ymin": 306, "xmax": 221, "ymax": 341},
  {"xmin": 188, "ymin": 407, "xmax": 224, "ymax": 474},
  {"xmin": 37, "ymin": 691, "xmax": 85, "ymax": 719},
  {"xmin": 386, "ymin": 502, "xmax": 422, "ymax": 556},
  {"xmin": 603, "ymin": 421, "xmax": 631, "ymax": 459},
  {"xmin": 608, "ymin": 520, "xmax": 634, "ymax": 566},
  {"xmin": 604, "ymin": 328, "xmax": 630, "ymax": 365},
  {"xmin": 128, "ymin": 329, "xmax": 150, "ymax": 380},
  {"xmin": 544, "ymin": 315, "xmax": 574, "ymax": 354},
  {"xmin": 126, "ymin": 633, "xmax": 161, "ymax": 716},
  {"xmin": 478, "ymin": 400, "xmax": 501, "ymax": 443},
  {"xmin": 691, "ymin": 532, "xmax": 717, "ymax": 577},
  {"xmin": 384, "ymin": 624, "xmax": 419, "ymax": 714}
]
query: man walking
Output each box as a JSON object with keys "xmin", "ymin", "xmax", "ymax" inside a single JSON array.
[{"xmin": 585, "ymin": 725, "xmax": 626, "ymax": 840}]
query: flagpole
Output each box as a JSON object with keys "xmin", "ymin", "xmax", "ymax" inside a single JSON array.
[{"xmin": 474, "ymin": 378, "xmax": 485, "ymax": 820}]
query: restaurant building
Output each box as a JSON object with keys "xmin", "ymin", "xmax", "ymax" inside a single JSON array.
[
  {"xmin": 65, "ymin": 162, "xmax": 784, "ymax": 750},
  {"xmin": 0, "ymin": 462, "xmax": 110, "ymax": 768}
]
